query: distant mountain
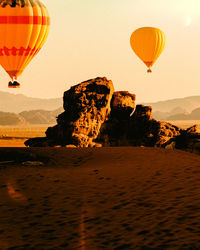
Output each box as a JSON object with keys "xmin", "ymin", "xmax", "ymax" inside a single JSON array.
[
  {"xmin": 0, "ymin": 108, "xmax": 63, "ymax": 126},
  {"xmin": 146, "ymin": 96, "xmax": 200, "ymax": 120},
  {"xmin": 167, "ymin": 107, "xmax": 200, "ymax": 121},
  {"xmin": 152, "ymin": 108, "xmax": 188, "ymax": 120},
  {"xmin": 20, "ymin": 107, "xmax": 63, "ymax": 124},
  {"xmin": 1, "ymin": 91, "xmax": 200, "ymax": 122},
  {"xmin": 0, "ymin": 111, "xmax": 25, "ymax": 125},
  {"xmin": 0, "ymin": 91, "xmax": 62, "ymax": 113},
  {"xmin": 147, "ymin": 96, "xmax": 200, "ymax": 113}
]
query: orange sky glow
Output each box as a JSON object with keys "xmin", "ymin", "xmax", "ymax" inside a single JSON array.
[{"xmin": 0, "ymin": 0, "xmax": 200, "ymax": 103}]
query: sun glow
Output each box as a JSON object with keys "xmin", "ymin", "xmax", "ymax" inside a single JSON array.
[
  {"xmin": 175, "ymin": 0, "xmax": 200, "ymax": 15},
  {"xmin": 172, "ymin": 0, "xmax": 200, "ymax": 27},
  {"xmin": 185, "ymin": 16, "xmax": 192, "ymax": 27}
]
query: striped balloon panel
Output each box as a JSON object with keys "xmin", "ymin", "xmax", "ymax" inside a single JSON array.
[{"xmin": 0, "ymin": 0, "xmax": 50, "ymax": 80}]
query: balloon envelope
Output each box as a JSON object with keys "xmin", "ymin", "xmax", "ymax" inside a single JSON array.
[
  {"xmin": 0, "ymin": 0, "xmax": 50, "ymax": 82},
  {"xmin": 130, "ymin": 27, "xmax": 166, "ymax": 71}
]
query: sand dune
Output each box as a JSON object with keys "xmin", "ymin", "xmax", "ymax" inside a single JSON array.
[{"xmin": 0, "ymin": 147, "xmax": 199, "ymax": 249}]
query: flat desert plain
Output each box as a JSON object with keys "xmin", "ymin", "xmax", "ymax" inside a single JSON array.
[
  {"xmin": 0, "ymin": 147, "xmax": 200, "ymax": 249},
  {"xmin": 0, "ymin": 125, "xmax": 47, "ymax": 147},
  {"xmin": 167, "ymin": 120, "xmax": 200, "ymax": 129}
]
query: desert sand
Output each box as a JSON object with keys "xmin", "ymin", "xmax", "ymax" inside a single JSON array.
[
  {"xmin": 0, "ymin": 126, "xmax": 47, "ymax": 147},
  {"xmin": 0, "ymin": 147, "xmax": 200, "ymax": 249},
  {"xmin": 167, "ymin": 120, "xmax": 200, "ymax": 130}
]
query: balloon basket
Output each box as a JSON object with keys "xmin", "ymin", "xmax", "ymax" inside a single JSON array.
[
  {"xmin": 147, "ymin": 68, "xmax": 152, "ymax": 73},
  {"xmin": 8, "ymin": 81, "xmax": 20, "ymax": 88}
]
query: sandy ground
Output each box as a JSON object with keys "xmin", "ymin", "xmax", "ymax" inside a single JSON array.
[
  {"xmin": 166, "ymin": 120, "xmax": 200, "ymax": 130},
  {"xmin": 0, "ymin": 139, "xmax": 26, "ymax": 147},
  {"xmin": 0, "ymin": 126, "xmax": 48, "ymax": 147},
  {"xmin": 0, "ymin": 147, "xmax": 200, "ymax": 249}
]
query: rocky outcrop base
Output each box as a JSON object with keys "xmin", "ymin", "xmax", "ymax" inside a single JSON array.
[{"xmin": 25, "ymin": 77, "xmax": 200, "ymax": 154}]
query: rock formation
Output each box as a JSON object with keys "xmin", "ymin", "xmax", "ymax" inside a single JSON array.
[
  {"xmin": 25, "ymin": 77, "xmax": 200, "ymax": 154},
  {"xmin": 111, "ymin": 91, "xmax": 136, "ymax": 118},
  {"xmin": 97, "ymin": 103, "xmax": 180, "ymax": 147},
  {"xmin": 175, "ymin": 125, "xmax": 200, "ymax": 153},
  {"xmin": 41, "ymin": 77, "xmax": 114, "ymax": 147}
]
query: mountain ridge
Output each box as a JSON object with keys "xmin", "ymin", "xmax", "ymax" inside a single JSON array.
[
  {"xmin": 146, "ymin": 95, "xmax": 200, "ymax": 113},
  {"xmin": 0, "ymin": 91, "xmax": 62, "ymax": 113},
  {"xmin": 0, "ymin": 108, "xmax": 63, "ymax": 126},
  {"xmin": 0, "ymin": 91, "xmax": 200, "ymax": 122}
]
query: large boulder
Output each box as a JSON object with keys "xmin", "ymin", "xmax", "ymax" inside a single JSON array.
[
  {"xmin": 175, "ymin": 125, "xmax": 200, "ymax": 152},
  {"xmin": 133, "ymin": 105, "xmax": 152, "ymax": 120},
  {"xmin": 151, "ymin": 121, "xmax": 180, "ymax": 146},
  {"xmin": 97, "ymin": 104, "xmax": 180, "ymax": 147},
  {"xmin": 45, "ymin": 77, "xmax": 114, "ymax": 147},
  {"xmin": 111, "ymin": 91, "xmax": 136, "ymax": 119},
  {"xmin": 95, "ymin": 92, "xmax": 136, "ymax": 146}
]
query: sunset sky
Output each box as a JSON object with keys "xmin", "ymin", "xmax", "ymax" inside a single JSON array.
[{"xmin": 0, "ymin": 0, "xmax": 200, "ymax": 103}]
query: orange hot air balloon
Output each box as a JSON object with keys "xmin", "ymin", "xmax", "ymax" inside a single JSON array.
[
  {"xmin": 0, "ymin": 0, "xmax": 50, "ymax": 88},
  {"xmin": 130, "ymin": 27, "xmax": 166, "ymax": 73}
]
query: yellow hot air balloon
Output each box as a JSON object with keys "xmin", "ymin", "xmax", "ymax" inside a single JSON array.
[
  {"xmin": 0, "ymin": 0, "xmax": 50, "ymax": 88},
  {"xmin": 130, "ymin": 27, "xmax": 166, "ymax": 73}
]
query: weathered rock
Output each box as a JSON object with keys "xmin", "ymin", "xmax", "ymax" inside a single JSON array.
[
  {"xmin": 44, "ymin": 77, "xmax": 114, "ymax": 147},
  {"xmin": 152, "ymin": 121, "xmax": 180, "ymax": 146},
  {"xmin": 175, "ymin": 128, "xmax": 200, "ymax": 151},
  {"xmin": 161, "ymin": 124, "xmax": 200, "ymax": 154},
  {"xmin": 25, "ymin": 137, "xmax": 53, "ymax": 147},
  {"xmin": 132, "ymin": 105, "xmax": 152, "ymax": 120},
  {"xmin": 97, "ymin": 105, "xmax": 180, "ymax": 147},
  {"xmin": 45, "ymin": 124, "xmax": 70, "ymax": 146},
  {"xmin": 111, "ymin": 91, "xmax": 136, "ymax": 119},
  {"xmin": 127, "ymin": 105, "xmax": 155, "ymax": 146},
  {"xmin": 96, "ymin": 94, "xmax": 136, "ymax": 146},
  {"xmin": 25, "ymin": 77, "xmax": 200, "ymax": 154},
  {"xmin": 186, "ymin": 125, "xmax": 199, "ymax": 134}
]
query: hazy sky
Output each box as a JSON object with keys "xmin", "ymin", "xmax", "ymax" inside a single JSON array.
[{"xmin": 0, "ymin": 0, "xmax": 200, "ymax": 102}]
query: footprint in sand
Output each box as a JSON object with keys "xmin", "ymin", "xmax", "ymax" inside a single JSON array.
[{"xmin": 7, "ymin": 181, "xmax": 27, "ymax": 203}]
